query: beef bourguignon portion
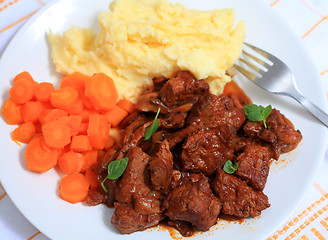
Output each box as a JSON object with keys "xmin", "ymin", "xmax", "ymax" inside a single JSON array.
[{"xmin": 89, "ymin": 71, "xmax": 302, "ymax": 236}]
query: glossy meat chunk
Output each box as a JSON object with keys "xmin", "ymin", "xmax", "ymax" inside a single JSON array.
[
  {"xmin": 236, "ymin": 144, "xmax": 273, "ymax": 191},
  {"xmin": 181, "ymin": 126, "xmax": 236, "ymax": 176},
  {"xmin": 115, "ymin": 147, "xmax": 151, "ymax": 203},
  {"xmin": 188, "ymin": 93, "xmax": 245, "ymax": 130},
  {"xmin": 163, "ymin": 174, "xmax": 221, "ymax": 231},
  {"xmin": 159, "ymin": 71, "xmax": 209, "ymax": 107},
  {"xmin": 212, "ymin": 169, "xmax": 270, "ymax": 218},
  {"xmin": 111, "ymin": 203, "xmax": 162, "ymax": 234},
  {"xmin": 149, "ymin": 140, "xmax": 173, "ymax": 193}
]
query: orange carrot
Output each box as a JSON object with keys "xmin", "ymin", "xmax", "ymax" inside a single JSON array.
[
  {"xmin": 87, "ymin": 113, "xmax": 111, "ymax": 149},
  {"xmin": 12, "ymin": 122, "xmax": 36, "ymax": 144},
  {"xmin": 85, "ymin": 168, "xmax": 99, "ymax": 190},
  {"xmin": 50, "ymin": 87, "xmax": 79, "ymax": 111},
  {"xmin": 25, "ymin": 135, "xmax": 59, "ymax": 172},
  {"xmin": 58, "ymin": 115, "xmax": 83, "ymax": 136},
  {"xmin": 39, "ymin": 108, "xmax": 68, "ymax": 125},
  {"xmin": 21, "ymin": 101, "xmax": 44, "ymax": 123},
  {"xmin": 84, "ymin": 73, "xmax": 118, "ymax": 111},
  {"xmin": 34, "ymin": 82, "xmax": 55, "ymax": 102},
  {"xmin": 59, "ymin": 173, "xmax": 89, "ymax": 204},
  {"xmin": 60, "ymin": 72, "xmax": 88, "ymax": 94},
  {"xmin": 42, "ymin": 119, "xmax": 71, "ymax": 148},
  {"xmin": 10, "ymin": 72, "xmax": 37, "ymax": 105},
  {"xmin": 80, "ymin": 150, "xmax": 98, "ymax": 172},
  {"xmin": 117, "ymin": 99, "xmax": 135, "ymax": 113},
  {"xmin": 65, "ymin": 98, "xmax": 84, "ymax": 115},
  {"xmin": 104, "ymin": 135, "xmax": 115, "ymax": 149},
  {"xmin": 70, "ymin": 135, "xmax": 93, "ymax": 152},
  {"xmin": 1, "ymin": 98, "xmax": 23, "ymax": 125},
  {"xmin": 78, "ymin": 122, "xmax": 88, "ymax": 135},
  {"xmin": 58, "ymin": 151, "xmax": 84, "ymax": 174},
  {"xmin": 104, "ymin": 105, "xmax": 128, "ymax": 127}
]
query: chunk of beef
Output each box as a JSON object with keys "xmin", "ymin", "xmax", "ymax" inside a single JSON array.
[
  {"xmin": 133, "ymin": 195, "xmax": 162, "ymax": 215},
  {"xmin": 181, "ymin": 126, "xmax": 235, "ymax": 176},
  {"xmin": 149, "ymin": 140, "xmax": 173, "ymax": 193},
  {"xmin": 111, "ymin": 202, "xmax": 162, "ymax": 234},
  {"xmin": 115, "ymin": 147, "xmax": 151, "ymax": 203},
  {"xmin": 243, "ymin": 108, "xmax": 302, "ymax": 159},
  {"xmin": 188, "ymin": 93, "xmax": 245, "ymax": 130},
  {"xmin": 159, "ymin": 71, "xmax": 209, "ymax": 107},
  {"xmin": 159, "ymin": 112, "xmax": 187, "ymax": 129},
  {"xmin": 235, "ymin": 144, "xmax": 273, "ymax": 191},
  {"xmin": 163, "ymin": 174, "xmax": 221, "ymax": 231},
  {"xmin": 212, "ymin": 169, "xmax": 270, "ymax": 218}
]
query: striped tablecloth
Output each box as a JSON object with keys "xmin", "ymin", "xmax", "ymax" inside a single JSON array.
[{"xmin": 1, "ymin": 0, "xmax": 328, "ymax": 239}]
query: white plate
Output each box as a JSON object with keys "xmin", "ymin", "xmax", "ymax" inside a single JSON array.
[{"xmin": 0, "ymin": 0, "xmax": 327, "ymax": 239}]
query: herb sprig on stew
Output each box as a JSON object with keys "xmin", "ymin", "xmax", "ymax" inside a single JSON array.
[
  {"xmin": 144, "ymin": 107, "xmax": 161, "ymax": 140},
  {"xmin": 244, "ymin": 104, "xmax": 272, "ymax": 128}
]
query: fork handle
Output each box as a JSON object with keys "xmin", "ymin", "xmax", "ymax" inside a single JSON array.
[{"xmin": 290, "ymin": 89, "xmax": 328, "ymax": 128}]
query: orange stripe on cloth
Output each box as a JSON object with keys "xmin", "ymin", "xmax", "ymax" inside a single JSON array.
[
  {"xmin": 311, "ymin": 227, "xmax": 326, "ymax": 240},
  {"xmin": 269, "ymin": 194, "xmax": 328, "ymax": 239},
  {"xmin": 285, "ymin": 205, "xmax": 328, "ymax": 240},
  {"xmin": 0, "ymin": 9, "xmax": 37, "ymax": 34},
  {"xmin": 298, "ymin": 235, "xmax": 310, "ymax": 240},
  {"xmin": 302, "ymin": 16, "xmax": 328, "ymax": 39},
  {"xmin": 34, "ymin": 0, "xmax": 45, "ymax": 5},
  {"xmin": 314, "ymin": 182, "xmax": 327, "ymax": 195},
  {"xmin": 321, "ymin": 69, "xmax": 328, "ymax": 76},
  {"xmin": 0, "ymin": 0, "xmax": 19, "ymax": 12},
  {"xmin": 0, "ymin": 0, "xmax": 8, "ymax": 4},
  {"xmin": 270, "ymin": 0, "xmax": 281, "ymax": 7},
  {"xmin": 0, "ymin": 192, "xmax": 7, "ymax": 201},
  {"xmin": 27, "ymin": 231, "xmax": 41, "ymax": 240},
  {"xmin": 320, "ymin": 216, "xmax": 328, "ymax": 231}
]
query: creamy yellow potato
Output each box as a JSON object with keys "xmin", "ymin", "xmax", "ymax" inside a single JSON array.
[{"xmin": 49, "ymin": 0, "xmax": 245, "ymax": 102}]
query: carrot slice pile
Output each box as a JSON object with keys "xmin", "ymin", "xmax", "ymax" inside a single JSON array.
[{"xmin": 2, "ymin": 71, "xmax": 131, "ymax": 204}]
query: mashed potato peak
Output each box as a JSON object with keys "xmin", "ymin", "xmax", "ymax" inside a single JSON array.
[{"xmin": 49, "ymin": 0, "xmax": 245, "ymax": 102}]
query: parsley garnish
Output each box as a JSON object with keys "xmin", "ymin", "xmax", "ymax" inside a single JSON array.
[
  {"xmin": 101, "ymin": 157, "xmax": 129, "ymax": 193},
  {"xmin": 244, "ymin": 104, "xmax": 272, "ymax": 128},
  {"xmin": 144, "ymin": 107, "xmax": 161, "ymax": 141},
  {"xmin": 223, "ymin": 160, "xmax": 239, "ymax": 174}
]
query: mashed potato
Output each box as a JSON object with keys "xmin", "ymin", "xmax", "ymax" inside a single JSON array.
[{"xmin": 48, "ymin": 0, "xmax": 245, "ymax": 102}]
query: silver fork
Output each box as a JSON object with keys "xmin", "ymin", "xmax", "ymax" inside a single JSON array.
[{"xmin": 234, "ymin": 42, "xmax": 328, "ymax": 128}]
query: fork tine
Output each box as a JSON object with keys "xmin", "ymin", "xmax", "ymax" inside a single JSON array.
[
  {"xmin": 233, "ymin": 64, "xmax": 257, "ymax": 81},
  {"xmin": 242, "ymin": 50, "xmax": 272, "ymax": 69},
  {"xmin": 239, "ymin": 58, "xmax": 266, "ymax": 75},
  {"xmin": 244, "ymin": 42, "xmax": 272, "ymax": 59}
]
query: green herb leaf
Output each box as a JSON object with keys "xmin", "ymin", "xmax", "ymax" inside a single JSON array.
[
  {"xmin": 101, "ymin": 157, "xmax": 129, "ymax": 193},
  {"xmin": 144, "ymin": 107, "xmax": 161, "ymax": 141},
  {"xmin": 223, "ymin": 160, "xmax": 238, "ymax": 174},
  {"xmin": 244, "ymin": 104, "xmax": 272, "ymax": 128}
]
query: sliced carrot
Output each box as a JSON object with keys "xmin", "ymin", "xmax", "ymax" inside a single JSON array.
[
  {"xmin": 21, "ymin": 101, "xmax": 44, "ymax": 123},
  {"xmin": 58, "ymin": 151, "xmax": 84, "ymax": 174},
  {"xmin": 85, "ymin": 168, "xmax": 99, "ymax": 190},
  {"xmin": 70, "ymin": 135, "xmax": 93, "ymax": 152},
  {"xmin": 87, "ymin": 113, "xmax": 111, "ymax": 149},
  {"xmin": 117, "ymin": 99, "xmax": 135, "ymax": 113},
  {"xmin": 104, "ymin": 135, "xmax": 115, "ymax": 149},
  {"xmin": 60, "ymin": 72, "xmax": 88, "ymax": 94},
  {"xmin": 78, "ymin": 122, "xmax": 88, "ymax": 135},
  {"xmin": 59, "ymin": 173, "xmax": 89, "ymax": 204},
  {"xmin": 78, "ymin": 108, "xmax": 96, "ymax": 122},
  {"xmin": 34, "ymin": 82, "xmax": 55, "ymax": 102},
  {"xmin": 12, "ymin": 122, "xmax": 36, "ymax": 144},
  {"xmin": 85, "ymin": 73, "xmax": 118, "ymax": 111},
  {"xmin": 39, "ymin": 108, "xmax": 68, "ymax": 125},
  {"xmin": 80, "ymin": 150, "xmax": 98, "ymax": 172},
  {"xmin": 25, "ymin": 135, "xmax": 58, "ymax": 172},
  {"xmin": 58, "ymin": 115, "xmax": 83, "ymax": 136},
  {"xmin": 65, "ymin": 98, "xmax": 84, "ymax": 115},
  {"xmin": 10, "ymin": 72, "xmax": 37, "ymax": 105},
  {"xmin": 1, "ymin": 98, "xmax": 23, "ymax": 125},
  {"xmin": 42, "ymin": 119, "xmax": 71, "ymax": 148},
  {"xmin": 50, "ymin": 87, "xmax": 79, "ymax": 111},
  {"xmin": 104, "ymin": 105, "xmax": 128, "ymax": 127}
]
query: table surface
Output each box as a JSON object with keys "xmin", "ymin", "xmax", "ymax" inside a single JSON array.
[{"xmin": 1, "ymin": 0, "xmax": 328, "ymax": 239}]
